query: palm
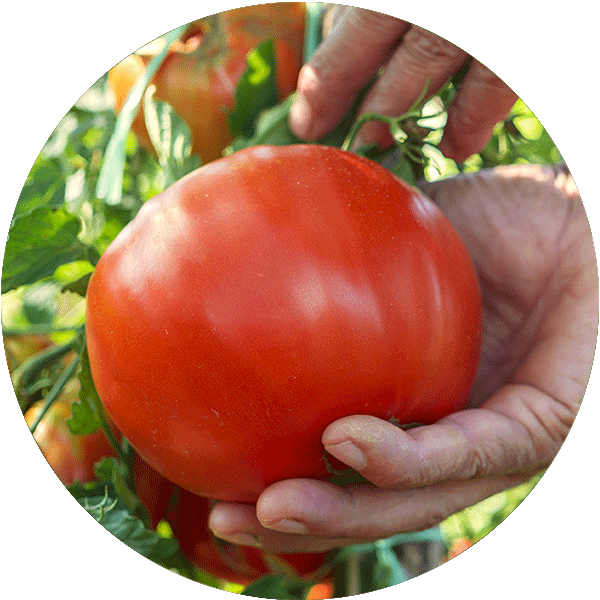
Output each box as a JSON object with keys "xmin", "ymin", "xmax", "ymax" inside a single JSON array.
[
  {"xmin": 423, "ymin": 165, "xmax": 596, "ymax": 412},
  {"xmin": 209, "ymin": 164, "xmax": 598, "ymax": 551}
]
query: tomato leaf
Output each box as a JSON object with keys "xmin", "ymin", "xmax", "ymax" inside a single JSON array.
[
  {"xmin": 14, "ymin": 156, "xmax": 66, "ymax": 222},
  {"xmin": 226, "ymin": 95, "xmax": 299, "ymax": 154},
  {"xmin": 96, "ymin": 24, "xmax": 188, "ymax": 205},
  {"xmin": 21, "ymin": 281, "xmax": 60, "ymax": 325},
  {"xmin": 241, "ymin": 575, "xmax": 313, "ymax": 600},
  {"xmin": 67, "ymin": 347, "xmax": 103, "ymax": 435},
  {"xmin": 94, "ymin": 456, "xmax": 150, "ymax": 525},
  {"xmin": 143, "ymin": 89, "xmax": 200, "ymax": 185},
  {"xmin": 1, "ymin": 206, "xmax": 94, "ymax": 294},
  {"xmin": 228, "ymin": 39, "xmax": 279, "ymax": 138},
  {"xmin": 76, "ymin": 491, "xmax": 179, "ymax": 561}
]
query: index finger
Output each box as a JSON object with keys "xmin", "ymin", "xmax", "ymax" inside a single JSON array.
[{"xmin": 289, "ymin": 8, "xmax": 408, "ymax": 140}]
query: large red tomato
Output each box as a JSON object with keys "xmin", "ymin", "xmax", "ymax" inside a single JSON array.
[
  {"xmin": 24, "ymin": 379, "xmax": 115, "ymax": 485},
  {"xmin": 85, "ymin": 145, "xmax": 482, "ymax": 503},
  {"xmin": 133, "ymin": 454, "xmax": 329, "ymax": 584},
  {"xmin": 108, "ymin": 9, "xmax": 303, "ymax": 164}
]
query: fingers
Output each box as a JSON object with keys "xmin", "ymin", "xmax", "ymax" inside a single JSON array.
[
  {"xmin": 351, "ymin": 25, "xmax": 468, "ymax": 149},
  {"xmin": 290, "ymin": 7, "xmax": 515, "ymax": 161},
  {"xmin": 289, "ymin": 9, "xmax": 409, "ymax": 140},
  {"xmin": 209, "ymin": 475, "xmax": 526, "ymax": 553},
  {"xmin": 439, "ymin": 60, "xmax": 518, "ymax": 162},
  {"xmin": 322, "ymin": 400, "xmax": 555, "ymax": 492},
  {"xmin": 208, "ymin": 489, "xmax": 364, "ymax": 553}
]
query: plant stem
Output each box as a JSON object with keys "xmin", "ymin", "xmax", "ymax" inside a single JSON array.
[
  {"xmin": 341, "ymin": 113, "xmax": 392, "ymax": 152},
  {"xmin": 28, "ymin": 353, "xmax": 81, "ymax": 433}
]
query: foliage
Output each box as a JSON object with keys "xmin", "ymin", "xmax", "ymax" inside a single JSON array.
[{"xmin": 2, "ymin": 6, "xmax": 560, "ymax": 599}]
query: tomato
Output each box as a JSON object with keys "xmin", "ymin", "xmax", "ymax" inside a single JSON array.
[
  {"xmin": 445, "ymin": 537, "xmax": 474, "ymax": 561},
  {"xmin": 24, "ymin": 379, "xmax": 115, "ymax": 485},
  {"xmin": 85, "ymin": 145, "xmax": 482, "ymax": 503},
  {"xmin": 306, "ymin": 582, "xmax": 334, "ymax": 600},
  {"xmin": 222, "ymin": 2, "xmax": 306, "ymax": 64},
  {"xmin": 108, "ymin": 9, "xmax": 304, "ymax": 164},
  {"xmin": 133, "ymin": 454, "xmax": 329, "ymax": 584}
]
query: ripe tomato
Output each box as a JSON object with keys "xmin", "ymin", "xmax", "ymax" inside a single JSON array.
[
  {"xmin": 24, "ymin": 379, "xmax": 115, "ymax": 485},
  {"xmin": 445, "ymin": 537, "xmax": 474, "ymax": 561},
  {"xmin": 222, "ymin": 2, "xmax": 306, "ymax": 64},
  {"xmin": 86, "ymin": 145, "xmax": 482, "ymax": 502},
  {"xmin": 133, "ymin": 454, "xmax": 329, "ymax": 584},
  {"xmin": 108, "ymin": 9, "xmax": 303, "ymax": 164}
]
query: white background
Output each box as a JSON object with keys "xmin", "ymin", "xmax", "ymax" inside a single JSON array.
[{"xmin": 1, "ymin": 1, "xmax": 598, "ymax": 599}]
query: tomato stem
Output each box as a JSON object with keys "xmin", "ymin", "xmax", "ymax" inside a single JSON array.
[
  {"xmin": 341, "ymin": 79, "xmax": 434, "ymax": 182},
  {"xmin": 28, "ymin": 353, "xmax": 81, "ymax": 434}
]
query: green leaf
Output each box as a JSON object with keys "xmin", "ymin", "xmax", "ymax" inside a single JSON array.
[
  {"xmin": 228, "ymin": 39, "xmax": 279, "ymax": 138},
  {"xmin": 242, "ymin": 575, "xmax": 312, "ymax": 600},
  {"xmin": 67, "ymin": 346, "xmax": 103, "ymax": 435},
  {"xmin": 96, "ymin": 24, "xmax": 189, "ymax": 205},
  {"xmin": 2, "ymin": 207, "xmax": 90, "ymax": 294},
  {"xmin": 226, "ymin": 95, "xmax": 300, "ymax": 154},
  {"xmin": 15, "ymin": 156, "xmax": 66, "ymax": 221},
  {"xmin": 143, "ymin": 89, "xmax": 200, "ymax": 186},
  {"xmin": 76, "ymin": 491, "xmax": 179, "ymax": 562},
  {"xmin": 22, "ymin": 281, "xmax": 59, "ymax": 325},
  {"xmin": 94, "ymin": 456, "xmax": 150, "ymax": 524},
  {"xmin": 61, "ymin": 271, "xmax": 92, "ymax": 296}
]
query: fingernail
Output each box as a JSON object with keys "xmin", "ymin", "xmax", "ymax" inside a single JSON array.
[
  {"xmin": 289, "ymin": 94, "xmax": 314, "ymax": 139},
  {"xmin": 266, "ymin": 518, "xmax": 309, "ymax": 534},
  {"xmin": 211, "ymin": 531, "xmax": 261, "ymax": 548},
  {"xmin": 325, "ymin": 440, "xmax": 367, "ymax": 470}
]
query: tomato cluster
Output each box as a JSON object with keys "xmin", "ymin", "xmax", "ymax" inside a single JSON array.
[{"xmin": 85, "ymin": 144, "xmax": 482, "ymax": 503}]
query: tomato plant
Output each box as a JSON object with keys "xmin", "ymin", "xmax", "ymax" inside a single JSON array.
[
  {"xmin": 3, "ymin": 334, "xmax": 52, "ymax": 376},
  {"xmin": 24, "ymin": 379, "xmax": 114, "ymax": 485},
  {"xmin": 133, "ymin": 454, "xmax": 330, "ymax": 585},
  {"xmin": 108, "ymin": 10, "xmax": 303, "ymax": 164},
  {"xmin": 85, "ymin": 144, "xmax": 482, "ymax": 503}
]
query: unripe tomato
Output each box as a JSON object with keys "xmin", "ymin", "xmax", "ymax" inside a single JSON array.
[
  {"xmin": 86, "ymin": 145, "xmax": 482, "ymax": 502},
  {"xmin": 24, "ymin": 379, "xmax": 115, "ymax": 485},
  {"xmin": 108, "ymin": 9, "xmax": 303, "ymax": 164},
  {"xmin": 133, "ymin": 454, "xmax": 329, "ymax": 584}
]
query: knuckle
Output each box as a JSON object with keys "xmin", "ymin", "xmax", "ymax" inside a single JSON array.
[{"xmin": 403, "ymin": 26, "xmax": 464, "ymax": 66}]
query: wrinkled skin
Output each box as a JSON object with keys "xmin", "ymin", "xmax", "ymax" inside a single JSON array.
[
  {"xmin": 208, "ymin": 163, "xmax": 597, "ymax": 553},
  {"xmin": 289, "ymin": 6, "xmax": 517, "ymax": 162}
]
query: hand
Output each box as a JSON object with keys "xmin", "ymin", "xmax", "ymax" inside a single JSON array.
[
  {"xmin": 289, "ymin": 6, "xmax": 518, "ymax": 162},
  {"xmin": 208, "ymin": 163, "xmax": 597, "ymax": 553}
]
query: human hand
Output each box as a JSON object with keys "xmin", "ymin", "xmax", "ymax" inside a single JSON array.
[
  {"xmin": 208, "ymin": 163, "xmax": 597, "ymax": 553},
  {"xmin": 289, "ymin": 6, "xmax": 518, "ymax": 163}
]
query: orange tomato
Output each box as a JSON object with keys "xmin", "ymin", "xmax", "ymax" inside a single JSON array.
[{"xmin": 108, "ymin": 7, "xmax": 304, "ymax": 164}]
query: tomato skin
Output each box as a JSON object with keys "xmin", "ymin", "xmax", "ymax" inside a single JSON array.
[
  {"xmin": 86, "ymin": 145, "xmax": 482, "ymax": 502},
  {"xmin": 108, "ymin": 9, "xmax": 303, "ymax": 164},
  {"xmin": 133, "ymin": 454, "xmax": 328, "ymax": 584},
  {"xmin": 24, "ymin": 380, "xmax": 115, "ymax": 485}
]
